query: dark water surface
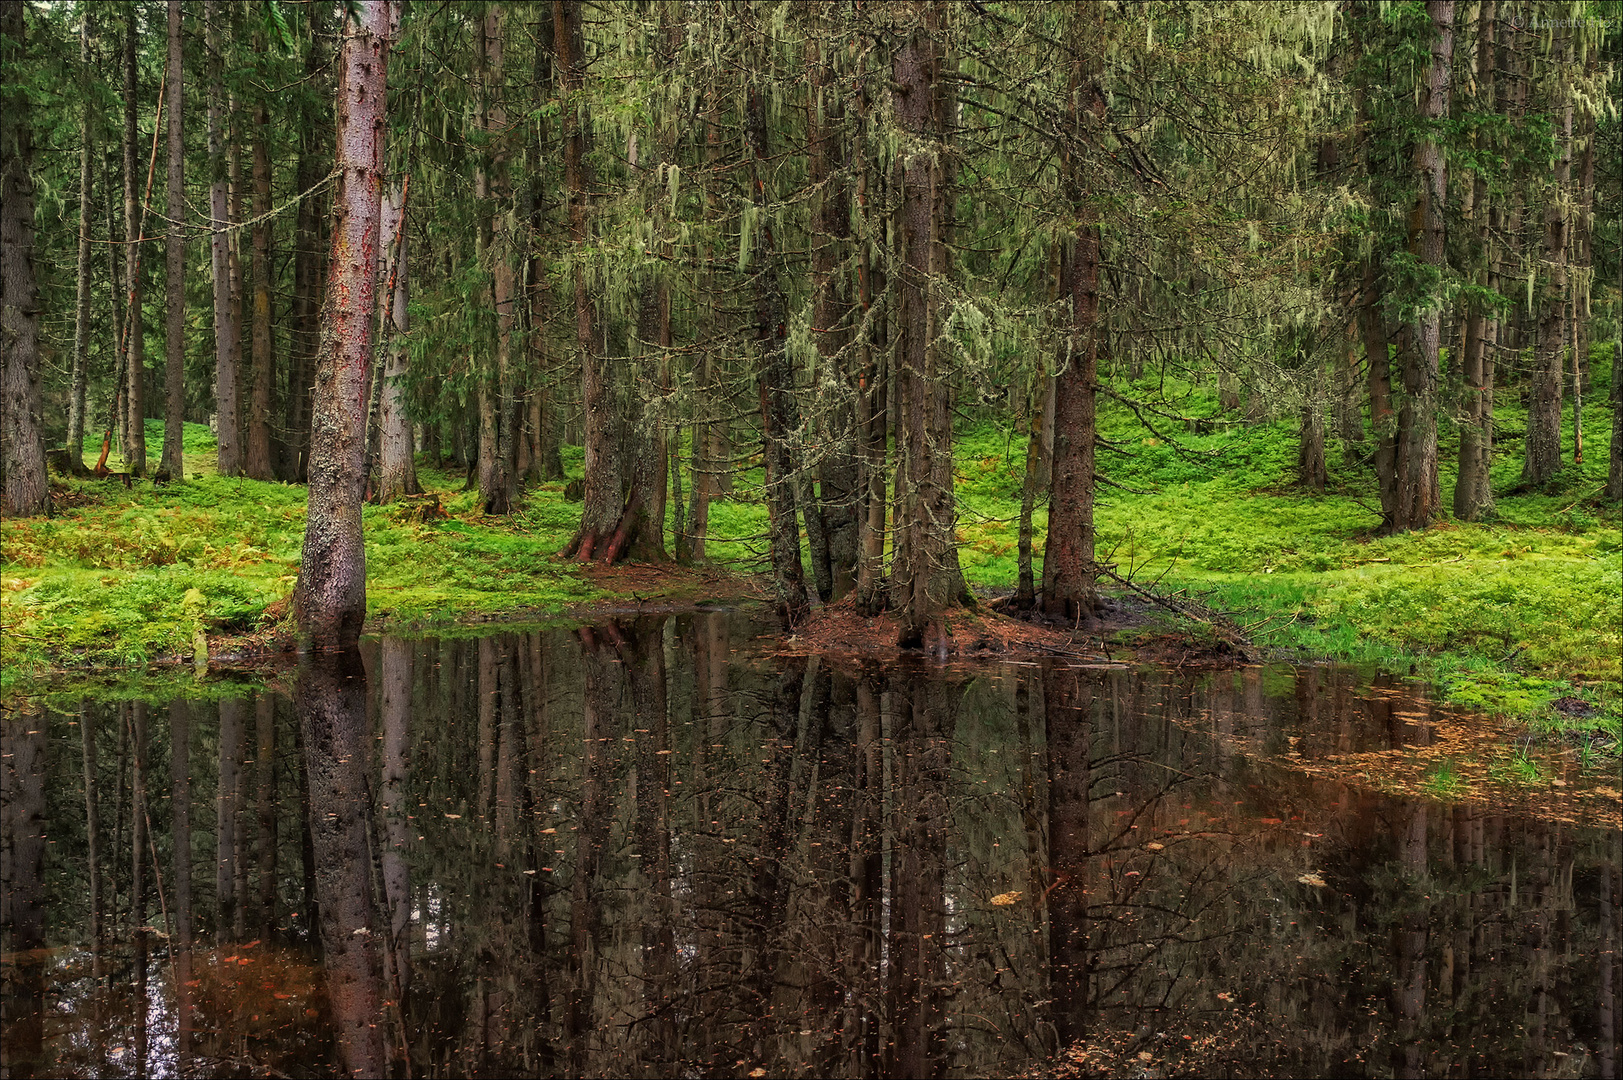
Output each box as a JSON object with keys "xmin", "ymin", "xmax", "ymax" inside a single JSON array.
[{"xmin": 3, "ymin": 610, "xmax": 1619, "ymax": 1078}]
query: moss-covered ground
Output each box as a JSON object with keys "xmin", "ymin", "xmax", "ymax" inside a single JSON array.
[{"xmin": 4, "ymin": 359, "xmax": 1618, "ymax": 752}]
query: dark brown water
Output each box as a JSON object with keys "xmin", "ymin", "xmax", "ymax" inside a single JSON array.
[{"xmin": 3, "ymin": 610, "xmax": 1619, "ymax": 1078}]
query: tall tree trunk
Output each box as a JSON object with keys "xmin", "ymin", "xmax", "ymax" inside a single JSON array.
[
  {"xmin": 748, "ymin": 70, "xmax": 810, "ymax": 627},
  {"xmin": 123, "ymin": 10, "xmax": 146, "ymax": 476},
  {"xmin": 480, "ymin": 5, "xmax": 515, "ymax": 515},
  {"xmin": 1, "ymin": 0, "xmax": 47, "ymax": 514},
  {"xmin": 853, "ymin": 69, "xmax": 889, "ymax": 617},
  {"xmin": 207, "ymin": 0, "xmax": 241, "ymax": 476},
  {"xmin": 376, "ymin": 183, "xmax": 418, "ymax": 503},
  {"xmin": 1454, "ymin": 0, "xmax": 1496, "ymax": 520},
  {"xmin": 1390, "ymin": 0, "xmax": 1452, "ymax": 531},
  {"xmin": 295, "ymin": 0, "xmax": 394, "ymax": 646},
  {"xmin": 244, "ymin": 90, "xmax": 276, "ymax": 479},
  {"xmin": 1364, "ymin": 259, "xmax": 1399, "ymax": 530},
  {"xmin": 808, "ymin": 25, "xmax": 858, "ymax": 600},
  {"xmin": 891, "ymin": 6, "xmax": 966, "ymax": 651},
  {"xmin": 66, "ymin": 10, "xmax": 95, "ymax": 475},
  {"xmin": 156, "ymin": 0, "xmax": 185, "ymax": 482},
  {"xmin": 556, "ymin": 1, "xmax": 620, "ymax": 559},
  {"xmin": 1043, "ymin": 30, "xmax": 1107, "ymax": 620},
  {"xmin": 1522, "ymin": 24, "xmax": 1570, "ymax": 487},
  {"xmin": 286, "ymin": 6, "xmax": 327, "ymax": 483}
]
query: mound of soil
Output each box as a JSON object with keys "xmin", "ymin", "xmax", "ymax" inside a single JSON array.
[{"xmin": 782, "ymin": 594, "xmax": 1105, "ymax": 663}]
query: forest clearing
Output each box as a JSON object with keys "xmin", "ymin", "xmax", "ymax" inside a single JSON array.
[{"xmin": 2, "ymin": 1, "xmax": 1621, "ymax": 1077}]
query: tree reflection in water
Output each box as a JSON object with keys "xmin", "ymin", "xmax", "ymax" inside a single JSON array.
[{"xmin": 2, "ymin": 611, "xmax": 1618, "ymax": 1079}]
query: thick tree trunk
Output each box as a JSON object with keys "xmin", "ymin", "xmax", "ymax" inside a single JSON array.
[
  {"xmin": 122, "ymin": 11, "xmax": 146, "ymax": 476},
  {"xmin": 1389, "ymin": 0, "xmax": 1452, "ymax": 531},
  {"xmin": 853, "ymin": 74, "xmax": 889, "ymax": 617},
  {"xmin": 748, "ymin": 77, "xmax": 810, "ymax": 626},
  {"xmin": 244, "ymin": 93, "xmax": 276, "ymax": 479},
  {"xmin": 376, "ymin": 184, "xmax": 419, "ymax": 504},
  {"xmin": 156, "ymin": 0, "xmax": 185, "ymax": 483},
  {"xmin": 294, "ymin": 0, "xmax": 393, "ymax": 646},
  {"xmin": 556, "ymin": 0, "xmax": 620, "ymax": 559},
  {"xmin": 206, "ymin": 1, "xmax": 241, "ymax": 477},
  {"xmin": 1043, "ymin": 230, "xmax": 1102, "ymax": 621},
  {"xmin": 1041, "ymin": 29, "xmax": 1104, "ymax": 622},
  {"xmin": 891, "ymin": 10, "xmax": 966, "ymax": 651},
  {"xmin": 67, "ymin": 12, "xmax": 94, "ymax": 474},
  {"xmin": 1364, "ymin": 261, "xmax": 1399, "ymax": 531},
  {"xmin": 808, "ymin": 30, "xmax": 858, "ymax": 600},
  {"xmin": 1, "ymin": 0, "xmax": 47, "ymax": 514},
  {"xmin": 1297, "ymin": 400, "xmax": 1327, "ymax": 492},
  {"xmin": 1522, "ymin": 25, "xmax": 1570, "ymax": 487}
]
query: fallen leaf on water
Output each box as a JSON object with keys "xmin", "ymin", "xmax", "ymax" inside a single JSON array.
[
  {"xmin": 540, "ymin": 828, "xmax": 556, "ymax": 834},
  {"xmin": 1144, "ymin": 842, "xmax": 1165, "ymax": 851},
  {"xmin": 1216, "ymin": 992, "xmax": 1234, "ymax": 1002},
  {"xmin": 445, "ymin": 813, "xmax": 462, "ymax": 819},
  {"xmin": 990, "ymin": 891, "xmax": 1022, "ymax": 906},
  {"xmin": 1138, "ymin": 1051, "xmax": 1154, "ymax": 1062},
  {"xmin": 1298, "ymin": 872, "xmax": 1328, "ymax": 887},
  {"xmin": 749, "ymin": 1070, "xmax": 767, "ymax": 1078}
]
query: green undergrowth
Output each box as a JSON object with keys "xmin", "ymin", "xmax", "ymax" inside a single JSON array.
[{"xmin": 5, "ymin": 357, "xmax": 1620, "ymax": 749}]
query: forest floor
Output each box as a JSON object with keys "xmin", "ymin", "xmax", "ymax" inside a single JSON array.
[{"xmin": 3, "ymin": 362, "xmax": 1618, "ymax": 768}]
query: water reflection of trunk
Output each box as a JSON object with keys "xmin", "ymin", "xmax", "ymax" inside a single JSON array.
[
  {"xmin": 751, "ymin": 658, "xmax": 804, "ymax": 1039},
  {"xmin": 521, "ymin": 629, "xmax": 553, "ymax": 1060},
  {"xmin": 617, "ymin": 619, "xmax": 675, "ymax": 1066},
  {"xmin": 81, "ymin": 700, "xmax": 105, "ymax": 981},
  {"xmin": 131, "ymin": 699, "xmax": 150, "ymax": 1077},
  {"xmin": 254, "ymin": 694, "xmax": 277, "ymax": 941},
  {"xmin": 1393, "ymin": 800, "xmax": 1427, "ymax": 1079},
  {"xmin": 886, "ymin": 668, "xmax": 952, "ymax": 1079},
  {"xmin": 217, "ymin": 697, "xmax": 244, "ymax": 942},
  {"xmin": 2, "ymin": 702, "xmax": 47, "ymax": 1076},
  {"xmin": 1043, "ymin": 662, "xmax": 1092, "ymax": 1049},
  {"xmin": 1602, "ymin": 827, "xmax": 1621, "ymax": 1080},
  {"xmin": 478, "ymin": 636, "xmax": 497, "ymax": 821},
  {"xmin": 297, "ymin": 648, "xmax": 388, "ymax": 1079},
  {"xmin": 568, "ymin": 625, "xmax": 622, "ymax": 1074},
  {"xmin": 170, "ymin": 699, "xmax": 195, "ymax": 1061},
  {"xmin": 686, "ymin": 612, "xmax": 730, "ymax": 1069},
  {"xmin": 845, "ymin": 672, "xmax": 885, "ymax": 1076},
  {"xmin": 380, "ymin": 636, "xmax": 413, "ymax": 1005}
]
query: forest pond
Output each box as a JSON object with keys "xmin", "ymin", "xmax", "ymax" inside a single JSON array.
[{"xmin": 3, "ymin": 609, "xmax": 1619, "ymax": 1078}]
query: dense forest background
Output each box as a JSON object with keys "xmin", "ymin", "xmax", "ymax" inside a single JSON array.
[{"xmin": 2, "ymin": 0, "xmax": 1619, "ymax": 644}]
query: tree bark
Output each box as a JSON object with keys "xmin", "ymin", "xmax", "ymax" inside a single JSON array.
[
  {"xmin": 1522, "ymin": 24, "xmax": 1570, "ymax": 487},
  {"xmin": 67, "ymin": 10, "xmax": 95, "ymax": 475},
  {"xmin": 123, "ymin": 10, "xmax": 146, "ymax": 476},
  {"xmin": 376, "ymin": 184, "xmax": 418, "ymax": 503},
  {"xmin": 748, "ymin": 70, "xmax": 810, "ymax": 627},
  {"xmin": 891, "ymin": 6, "xmax": 967, "ymax": 650},
  {"xmin": 207, "ymin": 1, "xmax": 241, "ymax": 477},
  {"xmin": 286, "ymin": 6, "xmax": 327, "ymax": 483},
  {"xmin": 1, "ymin": 0, "xmax": 47, "ymax": 514},
  {"xmin": 295, "ymin": 0, "xmax": 394, "ymax": 646},
  {"xmin": 156, "ymin": 0, "xmax": 185, "ymax": 483},
  {"xmin": 1389, "ymin": 0, "xmax": 1452, "ymax": 531},
  {"xmin": 244, "ymin": 89, "xmax": 276, "ymax": 480},
  {"xmin": 480, "ymin": 5, "xmax": 516, "ymax": 515},
  {"xmin": 1453, "ymin": 0, "xmax": 1495, "ymax": 520},
  {"xmin": 556, "ymin": 0, "xmax": 620, "ymax": 560}
]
